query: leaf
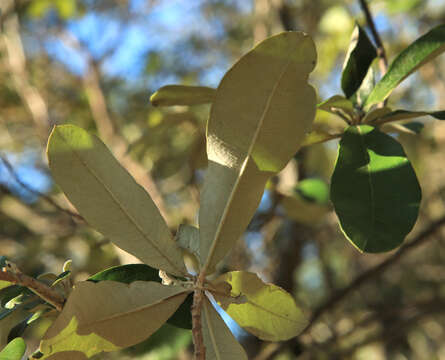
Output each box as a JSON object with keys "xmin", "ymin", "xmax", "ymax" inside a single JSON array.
[
  {"xmin": 199, "ymin": 31, "xmax": 317, "ymax": 272},
  {"xmin": 201, "ymin": 298, "xmax": 247, "ymax": 360},
  {"xmin": 88, "ymin": 264, "xmax": 192, "ymax": 329},
  {"xmin": 176, "ymin": 225, "xmax": 200, "ymax": 274},
  {"xmin": 354, "ymin": 64, "xmax": 376, "ymax": 107},
  {"xmin": 295, "ymin": 178, "xmax": 329, "ymax": 204},
  {"xmin": 365, "ymin": 24, "xmax": 445, "ymax": 108},
  {"xmin": 38, "ymin": 281, "xmax": 189, "ymax": 359},
  {"xmin": 381, "ymin": 122, "xmax": 424, "ymax": 136},
  {"xmin": 317, "ymin": 95, "xmax": 355, "ymax": 118},
  {"xmin": 330, "ymin": 125, "xmax": 421, "ymax": 252},
  {"xmin": 0, "ymin": 337, "xmax": 26, "ymax": 360},
  {"xmin": 372, "ymin": 109, "xmax": 445, "ymax": 124},
  {"xmin": 213, "ymin": 271, "xmax": 307, "ymax": 341},
  {"xmin": 0, "ymin": 281, "xmax": 12, "ymax": 291},
  {"xmin": 150, "ymin": 85, "xmax": 216, "ymax": 106},
  {"xmin": 47, "ymin": 125, "xmax": 187, "ymax": 276},
  {"xmin": 341, "ymin": 24, "xmax": 377, "ymax": 98}
]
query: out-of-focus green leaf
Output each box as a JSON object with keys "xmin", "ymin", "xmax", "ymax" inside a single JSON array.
[
  {"xmin": 381, "ymin": 122, "xmax": 424, "ymax": 136},
  {"xmin": 365, "ymin": 24, "xmax": 445, "ymax": 108},
  {"xmin": 295, "ymin": 178, "xmax": 329, "ymax": 204},
  {"xmin": 372, "ymin": 109, "xmax": 445, "ymax": 124},
  {"xmin": 341, "ymin": 24, "xmax": 377, "ymax": 98},
  {"xmin": 302, "ymin": 111, "xmax": 347, "ymax": 147},
  {"xmin": 201, "ymin": 298, "xmax": 247, "ymax": 360},
  {"xmin": 88, "ymin": 264, "xmax": 192, "ymax": 329},
  {"xmin": 199, "ymin": 32, "xmax": 317, "ymax": 273},
  {"xmin": 47, "ymin": 125, "xmax": 187, "ymax": 276},
  {"xmin": 150, "ymin": 85, "xmax": 216, "ymax": 106},
  {"xmin": 0, "ymin": 337, "xmax": 26, "ymax": 360},
  {"xmin": 317, "ymin": 95, "xmax": 355, "ymax": 118},
  {"xmin": 213, "ymin": 271, "xmax": 307, "ymax": 341},
  {"xmin": 0, "ymin": 281, "xmax": 12, "ymax": 291},
  {"xmin": 38, "ymin": 281, "xmax": 189, "ymax": 359},
  {"xmin": 330, "ymin": 125, "xmax": 421, "ymax": 252}
]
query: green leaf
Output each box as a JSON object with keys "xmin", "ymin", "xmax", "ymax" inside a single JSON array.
[
  {"xmin": 372, "ymin": 109, "xmax": 445, "ymax": 124},
  {"xmin": 381, "ymin": 122, "xmax": 424, "ymax": 136},
  {"xmin": 176, "ymin": 225, "xmax": 200, "ymax": 274},
  {"xmin": 201, "ymin": 298, "xmax": 247, "ymax": 360},
  {"xmin": 88, "ymin": 264, "xmax": 160, "ymax": 284},
  {"xmin": 199, "ymin": 31, "xmax": 317, "ymax": 273},
  {"xmin": 213, "ymin": 271, "xmax": 307, "ymax": 341},
  {"xmin": 38, "ymin": 281, "xmax": 189, "ymax": 359},
  {"xmin": 150, "ymin": 85, "xmax": 216, "ymax": 106},
  {"xmin": 47, "ymin": 125, "xmax": 187, "ymax": 276},
  {"xmin": 88, "ymin": 264, "xmax": 192, "ymax": 329},
  {"xmin": 353, "ymin": 64, "xmax": 376, "ymax": 107},
  {"xmin": 317, "ymin": 95, "xmax": 355, "ymax": 118},
  {"xmin": 0, "ymin": 281, "xmax": 12, "ymax": 291},
  {"xmin": 341, "ymin": 24, "xmax": 377, "ymax": 98},
  {"xmin": 0, "ymin": 337, "xmax": 26, "ymax": 360},
  {"xmin": 330, "ymin": 125, "xmax": 421, "ymax": 252},
  {"xmin": 295, "ymin": 178, "xmax": 329, "ymax": 204},
  {"xmin": 365, "ymin": 24, "xmax": 445, "ymax": 108}
]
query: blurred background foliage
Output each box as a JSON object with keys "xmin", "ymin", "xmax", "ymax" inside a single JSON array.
[{"xmin": 1, "ymin": 0, "xmax": 445, "ymax": 359}]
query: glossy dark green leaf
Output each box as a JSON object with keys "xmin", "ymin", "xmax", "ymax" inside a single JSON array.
[
  {"xmin": 365, "ymin": 24, "xmax": 445, "ymax": 107},
  {"xmin": 88, "ymin": 265, "xmax": 192, "ymax": 329},
  {"xmin": 0, "ymin": 337, "xmax": 26, "ymax": 360},
  {"xmin": 341, "ymin": 24, "xmax": 377, "ymax": 98},
  {"xmin": 88, "ymin": 264, "xmax": 160, "ymax": 284},
  {"xmin": 331, "ymin": 125, "xmax": 421, "ymax": 252}
]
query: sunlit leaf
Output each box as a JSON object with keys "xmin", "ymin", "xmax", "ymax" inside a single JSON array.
[
  {"xmin": 38, "ymin": 281, "xmax": 189, "ymax": 359},
  {"xmin": 199, "ymin": 32, "xmax": 317, "ymax": 272},
  {"xmin": 201, "ymin": 298, "xmax": 247, "ymax": 360},
  {"xmin": 0, "ymin": 281, "xmax": 12, "ymax": 291},
  {"xmin": 331, "ymin": 125, "xmax": 421, "ymax": 252},
  {"xmin": 88, "ymin": 264, "xmax": 192, "ymax": 329},
  {"xmin": 341, "ymin": 24, "xmax": 377, "ymax": 98},
  {"xmin": 47, "ymin": 125, "xmax": 187, "ymax": 276},
  {"xmin": 0, "ymin": 337, "xmax": 26, "ymax": 360},
  {"xmin": 150, "ymin": 85, "xmax": 216, "ymax": 106},
  {"xmin": 317, "ymin": 95, "xmax": 354, "ymax": 118},
  {"xmin": 365, "ymin": 24, "xmax": 445, "ymax": 108},
  {"xmin": 213, "ymin": 271, "xmax": 307, "ymax": 341}
]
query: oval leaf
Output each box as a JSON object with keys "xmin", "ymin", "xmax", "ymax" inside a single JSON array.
[
  {"xmin": 199, "ymin": 32, "xmax": 317, "ymax": 273},
  {"xmin": 330, "ymin": 125, "xmax": 421, "ymax": 252},
  {"xmin": 365, "ymin": 24, "xmax": 445, "ymax": 108},
  {"xmin": 0, "ymin": 337, "xmax": 26, "ymax": 360},
  {"xmin": 88, "ymin": 264, "xmax": 192, "ymax": 329},
  {"xmin": 341, "ymin": 24, "xmax": 377, "ymax": 98},
  {"xmin": 212, "ymin": 271, "xmax": 307, "ymax": 341},
  {"xmin": 47, "ymin": 125, "xmax": 187, "ymax": 276},
  {"xmin": 38, "ymin": 281, "xmax": 189, "ymax": 359},
  {"xmin": 317, "ymin": 95, "xmax": 354, "ymax": 118},
  {"xmin": 150, "ymin": 85, "xmax": 216, "ymax": 106},
  {"xmin": 201, "ymin": 298, "xmax": 247, "ymax": 360}
]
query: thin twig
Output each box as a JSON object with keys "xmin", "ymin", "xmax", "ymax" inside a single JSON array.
[
  {"xmin": 301, "ymin": 214, "xmax": 445, "ymax": 335},
  {"xmin": 191, "ymin": 278, "xmax": 206, "ymax": 359},
  {"xmin": 0, "ymin": 266, "xmax": 65, "ymax": 311},
  {"xmin": 0, "ymin": 154, "xmax": 84, "ymax": 221},
  {"xmin": 358, "ymin": 0, "xmax": 388, "ymax": 78}
]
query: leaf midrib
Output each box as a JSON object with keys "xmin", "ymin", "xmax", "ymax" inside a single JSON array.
[{"xmin": 58, "ymin": 130, "xmax": 184, "ymax": 276}]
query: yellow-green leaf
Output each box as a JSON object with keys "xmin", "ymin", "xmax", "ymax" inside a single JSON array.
[
  {"xmin": 317, "ymin": 95, "xmax": 355, "ymax": 118},
  {"xmin": 39, "ymin": 281, "xmax": 189, "ymax": 359},
  {"xmin": 0, "ymin": 337, "xmax": 26, "ymax": 360},
  {"xmin": 213, "ymin": 271, "xmax": 307, "ymax": 341},
  {"xmin": 201, "ymin": 298, "xmax": 247, "ymax": 360},
  {"xmin": 150, "ymin": 85, "xmax": 216, "ymax": 106},
  {"xmin": 199, "ymin": 32, "xmax": 317, "ymax": 273},
  {"xmin": 47, "ymin": 125, "xmax": 187, "ymax": 276}
]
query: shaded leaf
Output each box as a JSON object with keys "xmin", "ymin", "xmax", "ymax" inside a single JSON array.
[
  {"xmin": 150, "ymin": 85, "xmax": 216, "ymax": 106},
  {"xmin": 354, "ymin": 64, "xmax": 376, "ymax": 107},
  {"xmin": 88, "ymin": 264, "xmax": 192, "ymax": 329},
  {"xmin": 381, "ymin": 122, "xmax": 424, "ymax": 136},
  {"xmin": 362, "ymin": 107, "xmax": 393, "ymax": 123},
  {"xmin": 213, "ymin": 271, "xmax": 307, "ymax": 341},
  {"xmin": 47, "ymin": 125, "xmax": 187, "ymax": 276},
  {"xmin": 317, "ymin": 95, "xmax": 355, "ymax": 118},
  {"xmin": 365, "ymin": 24, "xmax": 445, "ymax": 107},
  {"xmin": 199, "ymin": 32, "xmax": 317, "ymax": 272},
  {"xmin": 341, "ymin": 24, "xmax": 377, "ymax": 98},
  {"xmin": 201, "ymin": 298, "xmax": 247, "ymax": 360},
  {"xmin": 39, "ymin": 281, "xmax": 189, "ymax": 359},
  {"xmin": 0, "ymin": 337, "xmax": 26, "ymax": 360},
  {"xmin": 176, "ymin": 225, "xmax": 200, "ymax": 274},
  {"xmin": 331, "ymin": 125, "xmax": 421, "ymax": 252},
  {"xmin": 372, "ymin": 109, "xmax": 445, "ymax": 124}
]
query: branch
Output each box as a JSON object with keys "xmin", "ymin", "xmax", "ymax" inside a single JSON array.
[
  {"xmin": 302, "ymin": 214, "xmax": 445, "ymax": 335},
  {"xmin": 192, "ymin": 275, "xmax": 206, "ymax": 360},
  {"xmin": 0, "ymin": 265, "xmax": 65, "ymax": 311},
  {"xmin": 0, "ymin": 153, "xmax": 84, "ymax": 221},
  {"xmin": 358, "ymin": 0, "xmax": 388, "ymax": 79}
]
